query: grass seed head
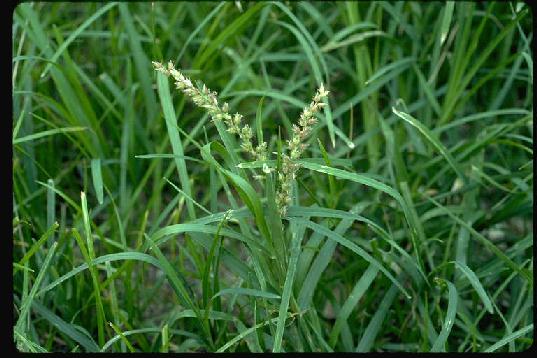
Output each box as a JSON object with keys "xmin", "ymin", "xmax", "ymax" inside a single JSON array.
[{"xmin": 276, "ymin": 84, "xmax": 329, "ymax": 216}]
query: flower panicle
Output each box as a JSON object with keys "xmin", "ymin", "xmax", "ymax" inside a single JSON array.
[
  {"xmin": 152, "ymin": 60, "xmax": 268, "ymax": 163},
  {"xmin": 277, "ymin": 84, "xmax": 329, "ymax": 216},
  {"xmin": 289, "ymin": 84, "xmax": 329, "ymax": 159},
  {"xmin": 153, "ymin": 60, "xmax": 222, "ymax": 119}
]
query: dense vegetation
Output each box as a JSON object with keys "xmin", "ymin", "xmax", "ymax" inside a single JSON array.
[{"xmin": 12, "ymin": 1, "xmax": 533, "ymax": 352}]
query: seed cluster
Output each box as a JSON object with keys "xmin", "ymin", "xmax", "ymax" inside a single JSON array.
[
  {"xmin": 153, "ymin": 60, "xmax": 329, "ymax": 217},
  {"xmin": 153, "ymin": 61, "xmax": 268, "ymax": 162},
  {"xmin": 276, "ymin": 85, "xmax": 329, "ymax": 216}
]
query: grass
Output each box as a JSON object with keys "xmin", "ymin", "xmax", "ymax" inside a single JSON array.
[{"xmin": 12, "ymin": 1, "xmax": 533, "ymax": 353}]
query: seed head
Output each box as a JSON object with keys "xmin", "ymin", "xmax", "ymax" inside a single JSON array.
[{"xmin": 276, "ymin": 84, "xmax": 329, "ymax": 216}]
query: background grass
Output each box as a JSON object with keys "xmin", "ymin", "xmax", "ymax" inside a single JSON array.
[{"xmin": 12, "ymin": 1, "xmax": 533, "ymax": 352}]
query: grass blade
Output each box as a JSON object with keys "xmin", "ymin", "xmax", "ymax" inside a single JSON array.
[
  {"xmin": 329, "ymin": 264, "xmax": 379, "ymax": 348},
  {"xmin": 156, "ymin": 72, "xmax": 196, "ymax": 219},
  {"xmin": 29, "ymin": 299, "xmax": 100, "ymax": 352},
  {"xmin": 13, "ymin": 126, "xmax": 87, "ymax": 144},
  {"xmin": 37, "ymin": 252, "xmax": 163, "ymax": 296},
  {"xmin": 392, "ymin": 107, "xmax": 466, "ymax": 183},
  {"xmin": 272, "ymin": 230, "xmax": 303, "ymax": 352},
  {"xmin": 14, "ymin": 241, "xmax": 58, "ymax": 334},
  {"xmin": 212, "ymin": 288, "xmax": 280, "ymax": 301},
  {"xmin": 430, "ymin": 280, "xmax": 458, "ymax": 352},
  {"xmin": 439, "ymin": 2, "xmax": 455, "ymax": 45},
  {"xmin": 40, "ymin": 3, "xmax": 117, "ymax": 78},
  {"xmin": 80, "ymin": 192, "xmax": 106, "ymax": 347},
  {"xmin": 295, "ymin": 218, "xmax": 411, "ymax": 300},
  {"xmin": 484, "ymin": 324, "xmax": 533, "ymax": 352},
  {"xmin": 14, "ymin": 222, "xmax": 58, "ymax": 276},
  {"xmin": 454, "ymin": 262, "xmax": 494, "ymax": 314},
  {"xmin": 356, "ymin": 283, "xmax": 399, "ymax": 352},
  {"xmin": 90, "ymin": 159, "xmax": 104, "ymax": 205},
  {"xmin": 424, "ymin": 194, "xmax": 532, "ymax": 285}
]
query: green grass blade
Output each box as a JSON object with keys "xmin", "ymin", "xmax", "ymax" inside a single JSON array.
[
  {"xmin": 296, "ymin": 214, "xmax": 355, "ymax": 309},
  {"xmin": 295, "ymin": 218, "xmax": 411, "ymax": 300},
  {"xmin": 164, "ymin": 177, "xmax": 211, "ymax": 216},
  {"xmin": 329, "ymin": 264, "xmax": 379, "ymax": 348},
  {"xmin": 255, "ymin": 96, "xmax": 265, "ymax": 144},
  {"xmin": 29, "ymin": 299, "xmax": 100, "ymax": 352},
  {"xmin": 15, "ymin": 241, "xmax": 58, "ymax": 334},
  {"xmin": 272, "ymin": 230, "xmax": 303, "ymax": 352},
  {"xmin": 135, "ymin": 154, "xmax": 203, "ymax": 163},
  {"xmin": 430, "ymin": 280, "xmax": 458, "ymax": 352},
  {"xmin": 108, "ymin": 322, "xmax": 136, "ymax": 353},
  {"xmin": 40, "ymin": 3, "xmax": 117, "ymax": 78},
  {"xmin": 296, "ymin": 160, "xmax": 419, "ymax": 240},
  {"xmin": 193, "ymin": 2, "xmax": 265, "ymax": 69},
  {"xmin": 321, "ymin": 30, "xmax": 386, "ymax": 52},
  {"xmin": 175, "ymin": 2, "xmax": 227, "ymax": 63},
  {"xmin": 288, "ymin": 205, "xmax": 426, "ymax": 285},
  {"xmin": 424, "ymin": 194, "xmax": 532, "ymax": 285},
  {"xmin": 439, "ymin": 2, "xmax": 455, "ymax": 45},
  {"xmin": 156, "ymin": 72, "xmax": 196, "ymax": 219},
  {"xmin": 37, "ymin": 252, "xmax": 163, "ymax": 296},
  {"xmin": 392, "ymin": 107, "xmax": 466, "ymax": 182},
  {"xmin": 356, "ymin": 283, "xmax": 399, "ymax": 352},
  {"xmin": 80, "ymin": 192, "xmax": 106, "ymax": 347},
  {"xmin": 216, "ymin": 312, "xmax": 297, "ymax": 352},
  {"xmin": 364, "ymin": 57, "xmax": 415, "ymax": 86},
  {"xmin": 118, "ymin": 3, "xmax": 157, "ymax": 123},
  {"xmin": 212, "ymin": 288, "xmax": 280, "ymax": 301},
  {"xmin": 297, "ymin": 160, "xmax": 405, "ymax": 205},
  {"xmin": 484, "ymin": 324, "xmax": 533, "ymax": 352},
  {"xmin": 13, "ymin": 126, "xmax": 87, "ymax": 145},
  {"xmin": 454, "ymin": 262, "xmax": 494, "ymax": 313},
  {"xmin": 14, "ymin": 222, "xmax": 58, "ymax": 276},
  {"xmin": 145, "ymin": 235, "xmax": 211, "ymax": 346},
  {"xmin": 90, "ymin": 159, "xmax": 104, "ymax": 205}
]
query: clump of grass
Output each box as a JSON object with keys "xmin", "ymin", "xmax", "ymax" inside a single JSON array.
[{"xmin": 12, "ymin": 1, "xmax": 533, "ymax": 353}]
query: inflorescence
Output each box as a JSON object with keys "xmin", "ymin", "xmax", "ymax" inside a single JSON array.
[
  {"xmin": 276, "ymin": 84, "xmax": 329, "ymax": 216},
  {"xmin": 153, "ymin": 60, "xmax": 329, "ymax": 217}
]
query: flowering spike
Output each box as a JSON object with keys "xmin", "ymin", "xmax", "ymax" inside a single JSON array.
[
  {"xmin": 276, "ymin": 84, "xmax": 329, "ymax": 216},
  {"xmin": 152, "ymin": 60, "xmax": 268, "ymax": 163}
]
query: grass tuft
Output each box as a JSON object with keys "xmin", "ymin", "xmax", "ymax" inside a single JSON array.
[{"xmin": 12, "ymin": 2, "xmax": 533, "ymax": 352}]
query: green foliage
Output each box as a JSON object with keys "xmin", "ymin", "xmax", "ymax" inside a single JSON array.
[{"xmin": 12, "ymin": 1, "xmax": 533, "ymax": 352}]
